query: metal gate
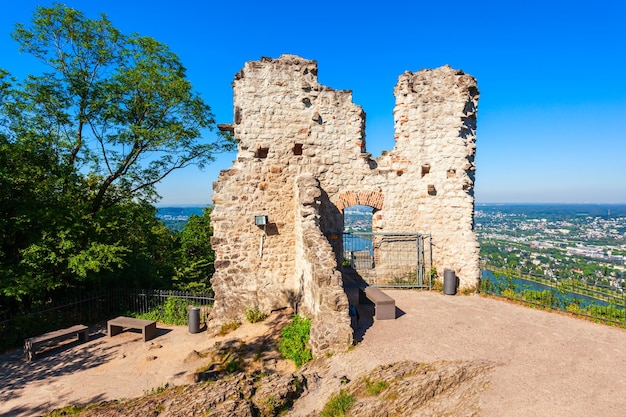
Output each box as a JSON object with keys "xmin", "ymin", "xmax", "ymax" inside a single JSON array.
[{"xmin": 342, "ymin": 232, "xmax": 432, "ymax": 288}]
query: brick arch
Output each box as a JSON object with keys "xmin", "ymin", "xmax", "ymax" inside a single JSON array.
[{"xmin": 336, "ymin": 190, "xmax": 384, "ymax": 211}]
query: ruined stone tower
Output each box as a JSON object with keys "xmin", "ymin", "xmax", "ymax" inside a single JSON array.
[{"xmin": 210, "ymin": 55, "xmax": 479, "ymax": 354}]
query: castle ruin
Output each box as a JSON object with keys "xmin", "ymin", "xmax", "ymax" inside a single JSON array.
[{"xmin": 210, "ymin": 55, "xmax": 479, "ymax": 354}]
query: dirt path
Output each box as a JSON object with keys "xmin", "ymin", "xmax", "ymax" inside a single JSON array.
[
  {"xmin": 1, "ymin": 291, "xmax": 626, "ymax": 416},
  {"xmin": 0, "ymin": 317, "xmax": 289, "ymax": 417}
]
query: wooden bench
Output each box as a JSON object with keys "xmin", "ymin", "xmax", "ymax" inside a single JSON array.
[
  {"xmin": 359, "ymin": 287, "xmax": 396, "ymax": 320},
  {"xmin": 107, "ymin": 316, "xmax": 157, "ymax": 342},
  {"xmin": 24, "ymin": 324, "xmax": 89, "ymax": 362}
]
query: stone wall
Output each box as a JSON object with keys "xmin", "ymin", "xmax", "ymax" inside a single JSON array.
[{"xmin": 210, "ymin": 55, "xmax": 479, "ymax": 354}]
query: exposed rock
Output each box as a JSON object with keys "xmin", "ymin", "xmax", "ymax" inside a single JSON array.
[
  {"xmin": 343, "ymin": 360, "xmax": 494, "ymax": 417},
  {"xmin": 65, "ymin": 360, "xmax": 492, "ymax": 417},
  {"xmin": 252, "ymin": 373, "xmax": 306, "ymax": 416}
]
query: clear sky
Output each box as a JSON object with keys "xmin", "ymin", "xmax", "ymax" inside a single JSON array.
[{"xmin": 1, "ymin": 0, "xmax": 625, "ymax": 205}]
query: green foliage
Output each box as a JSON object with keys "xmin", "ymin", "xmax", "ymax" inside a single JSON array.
[
  {"xmin": 585, "ymin": 304, "xmax": 625, "ymax": 321},
  {"xmin": 145, "ymin": 383, "xmax": 169, "ymax": 396},
  {"xmin": 7, "ymin": 4, "xmax": 234, "ymax": 212},
  {"xmin": 522, "ymin": 289, "xmax": 558, "ymax": 307},
  {"xmin": 43, "ymin": 405, "xmax": 86, "ymax": 416},
  {"xmin": 136, "ymin": 297, "xmax": 189, "ymax": 325},
  {"xmin": 172, "ymin": 207, "xmax": 215, "ymax": 292},
  {"xmin": 245, "ymin": 305, "xmax": 268, "ymax": 323},
  {"xmin": 482, "ymin": 270, "xmax": 626, "ymax": 327},
  {"xmin": 363, "ymin": 376, "xmax": 389, "ymax": 396},
  {"xmin": 218, "ymin": 320, "xmax": 241, "ymax": 336},
  {"xmin": 279, "ymin": 315, "xmax": 312, "ymax": 368},
  {"xmin": 321, "ymin": 389, "xmax": 355, "ymax": 417},
  {"xmin": 0, "ymin": 4, "xmax": 229, "ymax": 313},
  {"xmin": 501, "ymin": 288, "xmax": 516, "ymax": 299},
  {"xmin": 223, "ymin": 357, "xmax": 243, "ymax": 373}
]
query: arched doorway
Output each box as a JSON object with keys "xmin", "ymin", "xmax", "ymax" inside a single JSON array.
[
  {"xmin": 343, "ymin": 205, "xmax": 374, "ymax": 270},
  {"xmin": 335, "ymin": 190, "xmax": 430, "ymax": 288}
]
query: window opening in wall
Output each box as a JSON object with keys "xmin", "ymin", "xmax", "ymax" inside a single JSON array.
[
  {"xmin": 255, "ymin": 147, "xmax": 269, "ymax": 158},
  {"xmin": 343, "ymin": 205, "xmax": 374, "ymax": 269},
  {"xmin": 293, "ymin": 143, "xmax": 303, "ymax": 155},
  {"xmin": 421, "ymin": 164, "xmax": 430, "ymax": 177}
]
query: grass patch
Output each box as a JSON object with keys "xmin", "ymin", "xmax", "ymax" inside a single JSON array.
[
  {"xmin": 245, "ymin": 305, "xmax": 268, "ymax": 323},
  {"xmin": 145, "ymin": 383, "xmax": 169, "ymax": 395},
  {"xmin": 321, "ymin": 389, "xmax": 355, "ymax": 417},
  {"xmin": 218, "ymin": 320, "xmax": 241, "ymax": 335},
  {"xmin": 43, "ymin": 405, "xmax": 86, "ymax": 416},
  {"xmin": 363, "ymin": 376, "xmax": 389, "ymax": 396},
  {"xmin": 431, "ymin": 279, "xmax": 443, "ymax": 292},
  {"xmin": 278, "ymin": 315, "xmax": 312, "ymax": 367}
]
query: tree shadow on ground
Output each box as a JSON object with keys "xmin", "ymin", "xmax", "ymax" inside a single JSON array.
[
  {"xmin": 4, "ymin": 392, "xmax": 108, "ymax": 417},
  {"xmin": 0, "ymin": 327, "xmax": 116, "ymax": 412},
  {"xmin": 193, "ymin": 311, "xmax": 294, "ymax": 382}
]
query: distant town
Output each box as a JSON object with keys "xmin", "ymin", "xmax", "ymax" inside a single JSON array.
[
  {"xmin": 476, "ymin": 204, "xmax": 626, "ymax": 291},
  {"xmin": 158, "ymin": 203, "xmax": 626, "ymax": 291}
]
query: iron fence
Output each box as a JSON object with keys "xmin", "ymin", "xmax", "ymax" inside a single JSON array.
[
  {"xmin": 481, "ymin": 268, "xmax": 626, "ymax": 326},
  {"xmin": 343, "ymin": 232, "xmax": 432, "ymax": 288},
  {"xmin": 0, "ymin": 288, "xmax": 214, "ymax": 352}
]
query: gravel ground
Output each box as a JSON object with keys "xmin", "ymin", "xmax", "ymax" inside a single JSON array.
[
  {"xmin": 1, "ymin": 290, "xmax": 626, "ymax": 416},
  {"xmin": 291, "ymin": 290, "xmax": 626, "ymax": 417}
]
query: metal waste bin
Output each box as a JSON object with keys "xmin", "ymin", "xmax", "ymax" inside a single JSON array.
[
  {"xmin": 444, "ymin": 269, "xmax": 457, "ymax": 295},
  {"xmin": 188, "ymin": 307, "xmax": 201, "ymax": 334}
]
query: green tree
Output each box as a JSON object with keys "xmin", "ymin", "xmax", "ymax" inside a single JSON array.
[
  {"xmin": 173, "ymin": 207, "xmax": 215, "ymax": 292},
  {"xmin": 0, "ymin": 4, "xmax": 231, "ymax": 310},
  {"xmin": 4, "ymin": 4, "xmax": 233, "ymax": 213}
]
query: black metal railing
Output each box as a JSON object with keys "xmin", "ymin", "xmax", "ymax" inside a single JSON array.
[
  {"xmin": 480, "ymin": 267, "xmax": 626, "ymax": 326},
  {"xmin": 0, "ymin": 288, "xmax": 214, "ymax": 352}
]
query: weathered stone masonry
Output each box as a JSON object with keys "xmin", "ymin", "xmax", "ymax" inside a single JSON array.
[{"xmin": 210, "ymin": 55, "xmax": 479, "ymax": 354}]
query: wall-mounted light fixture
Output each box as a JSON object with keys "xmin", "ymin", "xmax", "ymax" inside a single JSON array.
[
  {"xmin": 254, "ymin": 215, "xmax": 268, "ymax": 226},
  {"xmin": 255, "ymin": 215, "xmax": 268, "ymax": 258}
]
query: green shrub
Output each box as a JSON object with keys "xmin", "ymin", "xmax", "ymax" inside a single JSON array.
[
  {"xmin": 279, "ymin": 315, "xmax": 312, "ymax": 367},
  {"xmin": 145, "ymin": 383, "xmax": 169, "ymax": 395},
  {"xmin": 321, "ymin": 389, "xmax": 355, "ymax": 417},
  {"xmin": 218, "ymin": 320, "xmax": 241, "ymax": 335},
  {"xmin": 585, "ymin": 304, "xmax": 625, "ymax": 320},
  {"xmin": 566, "ymin": 303, "xmax": 582, "ymax": 314},
  {"xmin": 136, "ymin": 297, "xmax": 189, "ymax": 325},
  {"xmin": 501, "ymin": 288, "xmax": 516, "ymax": 299},
  {"xmin": 43, "ymin": 405, "xmax": 86, "ymax": 416},
  {"xmin": 364, "ymin": 376, "xmax": 389, "ymax": 396},
  {"xmin": 224, "ymin": 357, "xmax": 243, "ymax": 373},
  {"xmin": 245, "ymin": 305, "xmax": 268, "ymax": 323},
  {"xmin": 522, "ymin": 289, "xmax": 557, "ymax": 307}
]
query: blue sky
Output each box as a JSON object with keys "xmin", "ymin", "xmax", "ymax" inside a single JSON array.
[{"xmin": 1, "ymin": 0, "xmax": 625, "ymax": 204}]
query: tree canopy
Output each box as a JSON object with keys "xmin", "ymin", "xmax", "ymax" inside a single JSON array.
[
  {"xmin": 3, "ymin": 3, "xmax": 233, "ymax": 212},
  {"xmin": 0, "ymin": 4, "xmax": 229, "ymax": 311}
]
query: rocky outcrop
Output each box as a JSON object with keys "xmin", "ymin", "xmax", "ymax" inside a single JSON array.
[
  {"xmin": 331, "ymin": 360, "xmax": 493, "ymax": 417},
  {"xmin": 68, "ymin": 360, "xmax": 492, "ymax": 417}
]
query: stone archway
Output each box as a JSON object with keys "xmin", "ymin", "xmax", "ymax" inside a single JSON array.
[{"xmin": 336, "ymin": 190, "xmax": 384, "ymax": 212}]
